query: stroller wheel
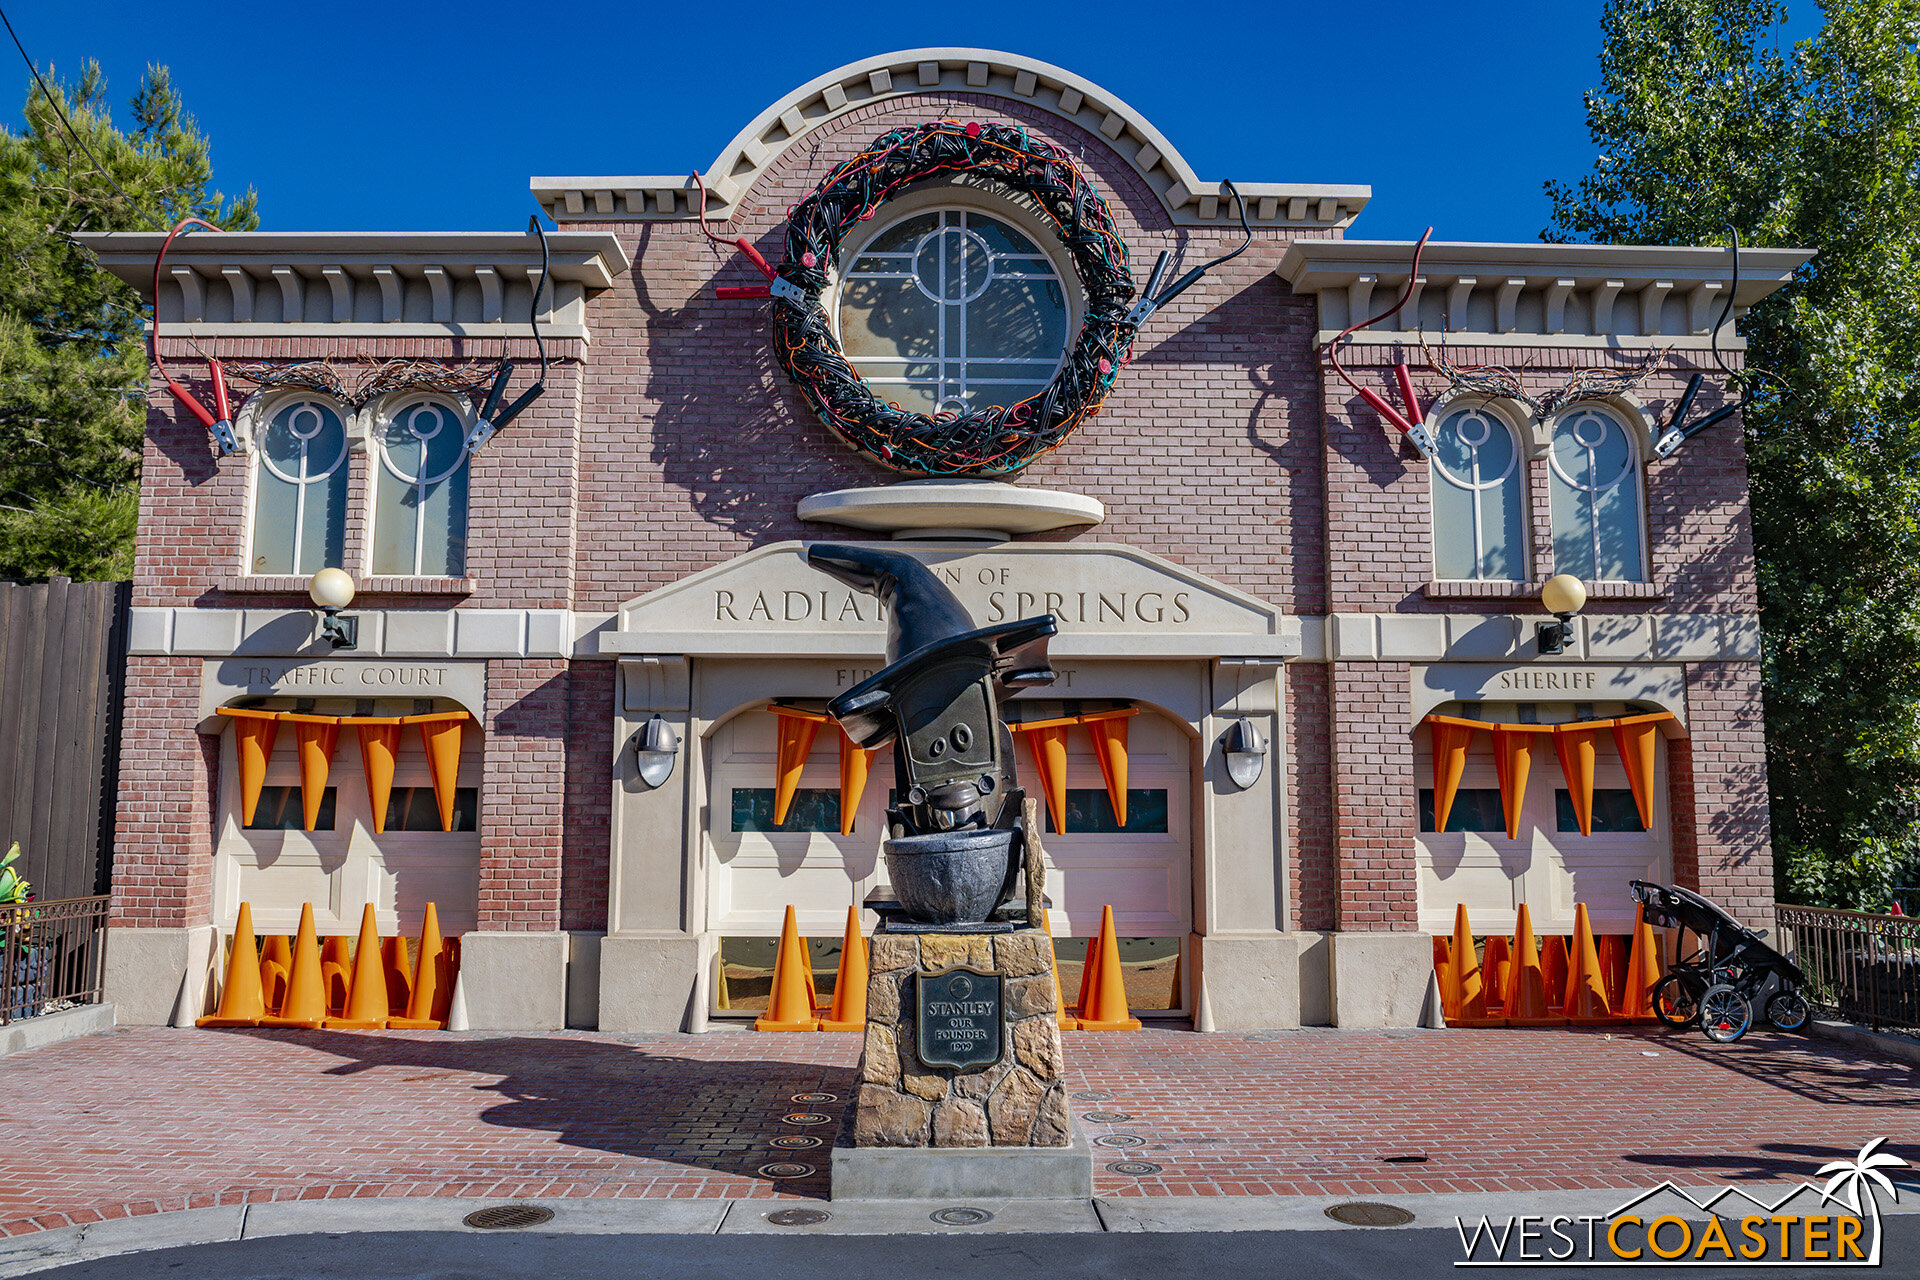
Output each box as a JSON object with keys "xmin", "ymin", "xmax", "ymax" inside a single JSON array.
[
  {"xmin": 1766, "ymin": 990, "xmax": 1810, "ymax": 1032},
  {"xmin": 1699, "ymin": 984, "xmax": 1753, "ymax": 1043},
  {"xmin": 1652, "ymin": 974, "xmax": 1699, "ymax": 1028}
]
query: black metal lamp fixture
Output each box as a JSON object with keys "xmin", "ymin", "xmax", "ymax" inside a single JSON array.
[
  {"xmin": 631, "ymin": 714, "xmax": 681, "ymax": 788},
  {"xmin": 309, "ymin": 568, "xmax": 358, "ymax": 650},
  {"xmin": 1536, "ymin": 573, "xmax": 1588, "ymax": 655}
]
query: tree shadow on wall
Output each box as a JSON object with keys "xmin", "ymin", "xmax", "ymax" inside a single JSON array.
[
  {"xmin": 240, "ymin": 1028, "xmax": 853, "ymax": 1199},
  {"xmin": 632, "ymin": 225, "xmax": 893, "ymax": 546}
]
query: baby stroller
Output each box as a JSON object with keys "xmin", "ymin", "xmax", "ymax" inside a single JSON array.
[{"xmin": 1628, "ymin": 880, "xmax": 1810, "ymax": 1043}]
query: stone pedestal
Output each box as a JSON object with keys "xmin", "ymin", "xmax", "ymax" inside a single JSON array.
[{"xmin": 833, "ymin": 925, "xmax": 1091, "ymax": 1200}]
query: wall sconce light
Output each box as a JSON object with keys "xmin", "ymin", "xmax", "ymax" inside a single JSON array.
[
  {"xmin": 1222, "ymin": 716, "xmax": 1267, "ymax": 790},
  {"xmin": 632, "ymin": 714, "xmax": 681, "ymax": 788},
  {"xmin": 1536, "ymin": 573, "xmax": 1588, "ymax": 655},
  {"xmin": 309, "ymin": 568, "xmax": 358, "ymax": 650}
]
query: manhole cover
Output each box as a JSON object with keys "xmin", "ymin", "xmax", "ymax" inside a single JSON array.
[
  {"xmin": 771, "ymin": 1135, "xmax": 823, "ymax": 1150},
  {"xmin": 766, "ymin": 1208, "xmax": 831, "ymax": 1226},
  {"xmin": 1071, "ymin": 1090, "xmax": 1111, "ymax": 1101},
  {"xmin": 462, "ymin": 1204, "xmax": 555, "ymax": 1230},
  {"xmin": 1107, "ymin": 1160, "xmax": 1163, "ymax": 1176},
  {"xmin": 758, "ymin": 1162, "xmax": 816, "ymax": 1179},
  {"xmin": 782, "ymin": 1113, "xmax": 834, "ymax": 1125},
  {"xmin": 1325, "ymin": 1202, "xmax": 1416, "ymax": 1227},
  {"xmin": 931, "ymin": 1206, "xmax": 995, "ymax": 1226},
  {"xmin": 790, "ymin": 1092, "xmax": 839, "ymax": 1104},
  {"xmin": 1094, "ymin": 1133, "xmax": 1147, "ymax": 1149},
  {"xmin": 1082, "ymin": 1111, "xmax": 1132, "ymax": 1123}
]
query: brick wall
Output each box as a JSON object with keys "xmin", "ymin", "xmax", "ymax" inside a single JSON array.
[
  {"xmin": 1328, "ymin": 663, "xmax": 1418, "ymax": 930},
  {"xmin": 1286, "ymin": 662, "xmax": 1336, "ymax": 932},
  {"xmin": 1672, "ymin": 661, "xmax": 1774, "ymax": 927},
  {"xmin": 477, "ymin": 659, "xmax": 570, "ymax": 931},
  {"xmin": 110, "ymin": 655, "xmax": 214, "ymax": 928}
]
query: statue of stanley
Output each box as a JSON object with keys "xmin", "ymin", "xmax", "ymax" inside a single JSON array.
[{"xmin": 805, "ymin": 544, "xmax": 1056, "ymax": 927}]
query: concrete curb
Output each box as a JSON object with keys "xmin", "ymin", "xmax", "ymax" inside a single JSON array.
[
  {"xmin": 0, "ymin": 1004, "xmax": 113, "ymax": 1059},
  {"xmin": 7, "ymin": 1186, "xmax": 1918, "ymax": 1274},
  {"xmin": 1807, "ymin": 1017, "xmax": 1920, "ymax": 1067}
]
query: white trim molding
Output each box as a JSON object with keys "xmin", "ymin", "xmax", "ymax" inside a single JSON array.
[
  {"xmin": 74, "ymin": 231, "xmax": 631, "ymax": 342},
  {"xmin": 1279, "ymin": 239, "xmax": 1812, "ymax": 348},
  {"xmin": 530, "ymin": 48, "xmax": 1370, "ymax": 230}
]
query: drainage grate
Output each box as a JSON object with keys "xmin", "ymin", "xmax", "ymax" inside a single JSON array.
[
  {"xmin": 463, "ymin": 1204, "xmax": 555, "ymax": 1230},
  {"xmin": 771, "ymin": 1135, "xmax": 824, "ymax": 1150},
  {"xmin": 1071, "ymin": 1090, "xmax": 1111, "ymax": 1101},
  {"xmin": 766, "ymin": 1208, "xmax": 831, "ymax": 1226},
  {"xmin": 1082, "ymin": 1111, "xmax": 1132, "ymax": 1123},
  {"xmin": 782, "ymin": 1113, "xmax": 834, "ymax": 1126},
  {"xmin": 1093, "ymin": 1133, "xmax": 1147, "ymax": 1149},
  {"xmin": 1381, "ymin": 1154, "xmax": 1429, "ymax": 1164},
  {"xmin": 790, "ymin": 1093, "xmax": 839, "ymax": 1104},
  {"xmin": 931, "ymin": 1206, "xmax": 995, "ymax": 1226},
  {"xmin": 758, "ymin": 1162, "xmax": 816, "ymax": 1179},
  {"xmin": 1107, "ymin": 1160, "xmax": 1163, "ymax": 1176},
  {"xmin": 1325, "ymin": 1202, "xmax": 1416, "ymax": 1227}
]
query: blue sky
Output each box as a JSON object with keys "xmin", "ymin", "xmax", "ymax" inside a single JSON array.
[{"xmin": 12, "ymin": 1, "xmax": 1821, "ymax": 243}]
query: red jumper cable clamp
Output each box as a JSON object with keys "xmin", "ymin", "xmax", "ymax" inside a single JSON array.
[
  {"xmin": 151, "ymin": 218, "xmax": 237, "ymax": 455},
  {"xmin": 1323, "ymin": 227, "xmax": 1436, "ymax": 459}
]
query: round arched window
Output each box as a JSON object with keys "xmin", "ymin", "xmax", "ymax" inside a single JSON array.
[{"xmin": 836, "ymin": 208, "xmax": 1069, "ymax": 417}]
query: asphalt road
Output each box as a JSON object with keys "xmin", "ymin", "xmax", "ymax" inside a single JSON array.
[{"xmin": 28, "ymin": 1218, "xmax": 1920, "ymax": 1280}]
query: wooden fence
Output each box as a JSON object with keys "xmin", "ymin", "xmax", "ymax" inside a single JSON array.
[{"xmin": 0, "ymin": 579, "xmax": 130, "ymax": 901}]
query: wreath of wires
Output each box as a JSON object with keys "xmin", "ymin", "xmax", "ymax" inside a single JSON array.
[
  {"xmin": 226, "ymin": 357, "xmax": 497, "ymax": 407},
  {"xmin": 770, "ymin": 120, "xmax": 1138, "ymax": 476}
]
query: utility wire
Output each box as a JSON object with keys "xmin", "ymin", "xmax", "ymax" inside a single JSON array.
[{"xmin": 0, "ymin": 3, "xmax": 148, "ymax": 223}]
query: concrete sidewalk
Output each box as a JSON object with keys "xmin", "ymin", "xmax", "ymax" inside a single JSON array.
[{"xmin": 1, "ymin": 1022, "xmax": 1914, "ymax": 1241}]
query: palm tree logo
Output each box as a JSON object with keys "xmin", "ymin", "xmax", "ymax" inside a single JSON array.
[{"xmin": 1817, "ymin": 1137, "xmax": 1908, "ymax": 1265}]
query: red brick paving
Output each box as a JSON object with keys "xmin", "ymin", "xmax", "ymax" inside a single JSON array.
[{"xmin": 1, "ymin": 1024, "xmax": 1913, "ymax": 1237}]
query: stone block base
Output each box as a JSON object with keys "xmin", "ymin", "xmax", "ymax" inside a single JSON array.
[
  {"xmin": 1330, "ymin": 931, "xmax": 1433, "ymax": 1027},
  {"xmin": 854, "ymin": 927, "xmax": 1070, "ymax": 1149},
  {"xmin": 831, "ymin": 1116, "xmax": 1093, "ymax": 1200},
  {"xmin": 596, "ymin": 933, "xmax": 702, "ymax": 1032},
  {"xmin": 102, "ymin": 925, "xmax": 216, "ymax": 1027},
  {"xmin": 457, "ymin": 931, "xmax": 568, "ymax": 1030}
]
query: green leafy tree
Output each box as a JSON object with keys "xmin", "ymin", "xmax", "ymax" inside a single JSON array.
[
  {"xmin": 1547, "ymin": 0, "xmax": 1920, "ymax": 909},
  {"xmin": 0, "ymin": 62, "xmax": 254, "ymax": 581}
]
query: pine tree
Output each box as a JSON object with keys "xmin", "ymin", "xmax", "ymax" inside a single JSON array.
[{"xmin": 0, "ymin": 62, "xmax": 255, "ymax": 581}]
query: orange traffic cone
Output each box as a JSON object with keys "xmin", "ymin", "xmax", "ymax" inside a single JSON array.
[
  {"xmin": 1042, "ymin": 911, "xmax": 1078, "ymax": 1031},
  {"xmin": 1597, "ymin": 932, "xmax": 1630, "ymax": 1017},
  {"xmin": 1076, "ymin": 905, "xmax": 1142, "ymax": 1030},
  {"xmin": 1618, "ymin": 906, "xmax": 1664, "ymax": 1024},
  {"xmin": 261, "ymin": 904, "xmax": 326, "ymax": 1028},
  {"xmin": 324, "ymin": 905, "xmax": 390, "ymax": 1029},
  {"xmin": 391, "ymin": 902, "xmax": 452, "ymax": 1030},
  {"xmin": 1432, "ymin": 934, "xmax": 1453, "ymax": 994},
  {"xmin": 321, "ymin": 935, "xmax": 352, "ymax": 1017},
  {"xmin": 1505, "ymin": 903, "xmax": 1564, "ymax": 1027},
  {"xmin": 818, "ymin": 906, "xmax": 869, "ymax": 1032},
  {"xmin": 1447, "ymin": 904, "xmax": 1503, "ymax": 1027},
  {"xmin": 1482, "ymin": 935, "xmax": 1513, "ymax": 1015},
  {"xmin": 259, "ymin": 932, "xmax": 292, "ymax": 1018},
  {"xmin": 756, "ymin": 906, "xmax": 820, "ymax": 1031},
  {"xmin": 197, "ymin": 903, "xmax": 267, "ymax": 1027},
  {"xmin": 1541, "ymin": 935, "xmax": 1570, "ymax": 1012},
  {"xmin": 382, "ymin": 935, "xmax": 413, "ymax": 1018},
  {"xmin": 1563, "ymin": 903, "xmax": 1613, "ymax": 1025}
]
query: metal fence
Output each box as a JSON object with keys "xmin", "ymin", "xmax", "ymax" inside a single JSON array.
[
  {"xmin": 1775, "ymin": 903, "xmax": 1920, "ymax": 1032},
  {"xmin": 1, "ymin": 895, "xmax": 109, "ymax": 1024}
]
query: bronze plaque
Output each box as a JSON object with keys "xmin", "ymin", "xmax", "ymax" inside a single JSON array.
[{"xmin": 915, "ymin": 965, "xmax": 1004, "ymax": 1071}]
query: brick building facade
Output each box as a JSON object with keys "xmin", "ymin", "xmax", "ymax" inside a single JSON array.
[{"xmin": 83, "ymin": 49, "xmax": 1806, "ymax": 1030}]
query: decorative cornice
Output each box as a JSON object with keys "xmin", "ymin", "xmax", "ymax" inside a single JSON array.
[
  {"xmin": 1278, "ymin": 239, "xmax": 1813, "ymax": 349},
  {"xmin": 529, "ymin": 49, "xmax": 1370, "ymax": 230},
  {"xmin": 74, "ymin": 231, "xmax": 631, "ymax": 342}
]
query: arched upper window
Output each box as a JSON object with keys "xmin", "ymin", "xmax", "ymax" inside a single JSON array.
[
  {"xmin": 1429, "ymin": 402, "xmax": 1528, "ymax": 581},
  {"xmin": 369, "ymin": 397, "xmax": 470, "ymax": 577},
  {"xmin": 836, "ymin": 205, "xmax": 1070, "ymax": 417},
  {"xmin": 1548, "ymin": 405, "xmax": 1646, "ymax": 582},
  {"xmin": 247, "ymin": 397, "xmax": 350, "ymax": 576}
]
